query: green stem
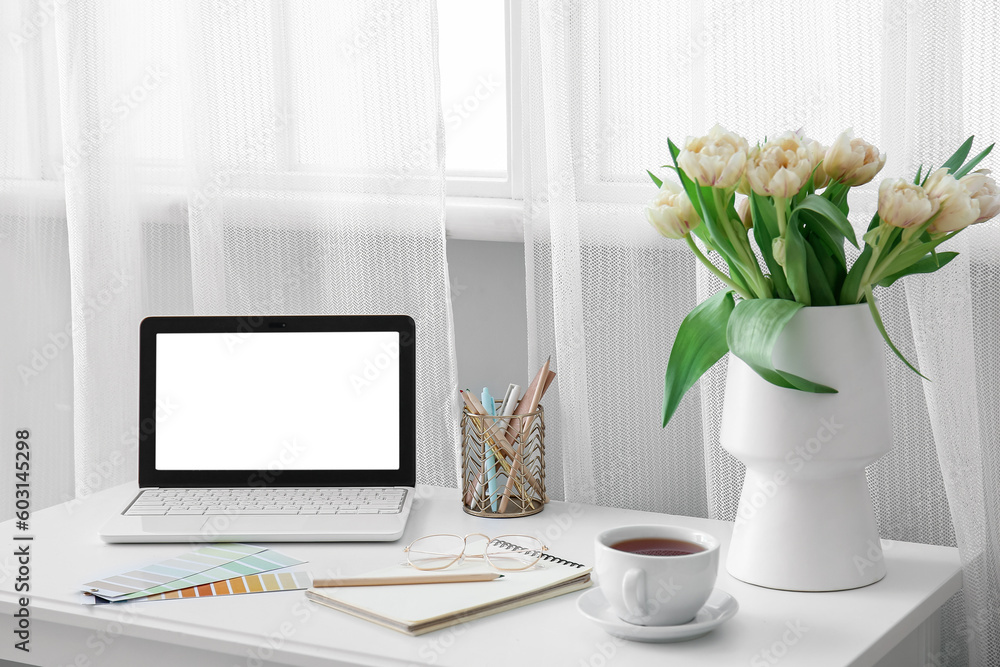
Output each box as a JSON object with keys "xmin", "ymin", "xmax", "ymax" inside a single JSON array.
[
  {"xmin": 685, "ymin": 234, "xmax": 752, "ymax": 300},
  {"xmin": 774, "ymin": 196, "xmax": 788, "ymax": 236},
  {"xmin": 867, "ymin": 242, "xmax": 907, "ymax": 288},
  {"xmin": 855, "ymin": 228, "xmax": 887, "ymax": 303},
  {"xmin": 712, "ymin": 188, "xmax": 770, "ymax": 298},
  {"xmin": 866, "ymin": 219, "xmax": 938, "ymax": 287}
]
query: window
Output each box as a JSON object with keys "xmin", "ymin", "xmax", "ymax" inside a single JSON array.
[{"xmin": 438, "ymin": 0, "xmax": 509, "ymax": 184}]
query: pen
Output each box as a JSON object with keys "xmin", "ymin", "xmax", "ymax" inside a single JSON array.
[
  {"xmin": 482, "ymin": 387, "xmax": 500, "ymax": 512},
  {"xmin": 464, "ymin": 391, "xmax": 544, "ymax": 499}
]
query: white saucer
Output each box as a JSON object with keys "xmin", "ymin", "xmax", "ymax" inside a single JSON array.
[{"xmin": 576, "ymin": 588, "xmax": 738, "ymax": 643}]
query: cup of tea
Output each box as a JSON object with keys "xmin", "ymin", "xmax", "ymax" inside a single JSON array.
[{"xmin": 594, "ymin": 524, "xmax": 720, "ymax": 626}]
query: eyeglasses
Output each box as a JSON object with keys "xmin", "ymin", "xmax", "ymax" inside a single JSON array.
[{"xmin": 403, "ymin": 533, "xmax": 548, "ymax": 572}]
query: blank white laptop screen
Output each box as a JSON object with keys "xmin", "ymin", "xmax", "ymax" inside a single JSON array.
[{"xmin": 155, "ymin": 331, "xmax": 400, "ymax": 471}]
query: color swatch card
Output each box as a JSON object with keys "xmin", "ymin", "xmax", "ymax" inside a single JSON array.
[
  {"xmin": 88, "ymin": 571, "xmax": 313, "ymax": 604},
  {"xmin": 113, "ymin": 549, "xmax": 305, "ymax": 601},
  {"xmin": 143, "ymin": 570, "xmax": 312, "ymax": 601},
  {"xmin": 83, "ymin": 543, "xmax": 267, "ymax": 599}
]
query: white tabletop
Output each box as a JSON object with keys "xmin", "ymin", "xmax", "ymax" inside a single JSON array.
[{"xmin": 0, "ymin": 484, "xmax": 961, "ymax": 667}]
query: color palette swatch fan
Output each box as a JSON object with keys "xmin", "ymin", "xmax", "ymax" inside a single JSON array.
[{"xmin": 81, "ymin": 543, "xmax": 307, "ymax": 604}]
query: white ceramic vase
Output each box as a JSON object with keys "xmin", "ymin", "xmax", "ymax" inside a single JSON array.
[{"xmin": 720, "ymin": 303, "xmax": 892, "ymax": 591}]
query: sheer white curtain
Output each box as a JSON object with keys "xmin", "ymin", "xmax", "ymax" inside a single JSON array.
[
  {"xmin": 523, "ymin": 0, "xmax": 999, "ymax": 663},
  {"xmin": 0, "ymin": 0, "xmax": 460, "ymax": 521}
]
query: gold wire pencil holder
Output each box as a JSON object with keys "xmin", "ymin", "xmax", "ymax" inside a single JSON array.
[{"xmin": 461, "ymin": 403, "xmax": 546, "ymax": 518}]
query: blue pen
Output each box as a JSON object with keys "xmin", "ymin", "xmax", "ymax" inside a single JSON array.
[{"xmin": 482, "ymin": 387, "xmax": 500, "ymax": 513}]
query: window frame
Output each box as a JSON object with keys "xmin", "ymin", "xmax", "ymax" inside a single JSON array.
[{"xmin": 3, "ymin": 1, "xmax": 525, "ymax": 242}]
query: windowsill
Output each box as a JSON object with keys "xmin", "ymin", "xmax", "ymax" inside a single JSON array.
[{"xmin": 445, "ymin": 197, "xmax": 522, "ymax": 242}]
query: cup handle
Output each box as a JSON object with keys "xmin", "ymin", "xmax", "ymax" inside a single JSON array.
[{"xmin": 621, "ymin": 568, "xmax": 647, "ymax": 618}]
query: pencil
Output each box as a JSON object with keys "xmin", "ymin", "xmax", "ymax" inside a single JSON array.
[
  {"xmin": 464, "ymin": 391, "xmax": 543, "ymax": 500},
  {"xmin": 499, "ymin": 357, "xmax": 552, "ymax": 513},
  {"xmin": 312, "ymin": 572, "xmax": 502, "ymax": 587}
]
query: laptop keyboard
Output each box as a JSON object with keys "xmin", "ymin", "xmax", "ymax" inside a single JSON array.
[{"xmin": 124, "ymin": 488, "xmax": 407, "ymax": 516}]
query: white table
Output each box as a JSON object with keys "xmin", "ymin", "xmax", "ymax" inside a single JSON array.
[{"xmin": 0, "ymin": 484, "xmax": 961, "ymax": 667}]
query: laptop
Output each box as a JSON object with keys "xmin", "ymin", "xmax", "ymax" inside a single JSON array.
[{"xmin": 99, "ymin": 314, "xmax": 417, "ymax": 543}]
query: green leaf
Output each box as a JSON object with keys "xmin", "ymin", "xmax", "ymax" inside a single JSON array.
[
  {"xmin": 668, "ymin": 139, "xmax": 703, "ymax": 215},
  {"xmin": 864, "ymin": 287, "xmax": 928, "ymax": 380},
  {"xmin": 662, "ymin": 290, "xmax": 736, "ymax": 427},
  {"xmin": 721, "ymin": 255, "xmax": 753, "ymax": 295},
  {"xmin": 750, "ymin": 193, "xmax": 792, "ymax": 300},
  {"xmin": 875, "ymin": 231, "xmax": 957, "ymax": 280},
  {"xmin": 751, "ymin": 192, "xmax": 778, "ymax": 235},
  {"xmin": 812, "ymin": 238, "xmax": 846, "ymax": 293},
  {"xmin": 690, "ymin": 222, "xmax": 714, "ymax": 250},
  {"xmin": 953, "ymin": 143, "xmax": 994, "ymax": 179},
  {"xmin": 867, "ymin": 211, "xmax": 882, "ymax": 232},
  {"xmin": 823, "ymin": 181, "xmax": 851, "ymax": 216},
  {"xmin": 939, "ymin": 136, "xmax": 974, "ymax": 175},
  {"xmin": 782, "ymin": 215, "xmax": 812, "ymax": 305},
  {"xmin": 791, "ymin": 195, "xmax": 858, "ymax": 248},
  {"xmin": 913, "ymin": 164, "xmax": 923, "ymax": 185},
  {"xmin": 876, "ymin": 251, "xmax": 959, "ymax": 288},
  {"xmin": 840, "ymin": 244, "xmax": 873, "ymax": 304},
  {"xmin": 646, "ymin": 170, "xmax": 663, "ymax": 188},
  {"xmin": 803, "ymin": 241, "xmax": 837, "ymax": 306},
  {"xmin": 800, "ymin": 210, "xmax": 847, "ymax": 266},
  {"xmin": 727, "ymin": 299, "xmax": 837, "ymax": 393}
]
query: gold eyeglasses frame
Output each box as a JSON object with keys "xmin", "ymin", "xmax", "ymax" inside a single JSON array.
[{"xmin": 403, "ymin": 533, "xmax": 549, "ymax": 572}]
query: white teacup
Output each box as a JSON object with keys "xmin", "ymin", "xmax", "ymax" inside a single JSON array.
[{"xmin": 594, "ymin": 524, "xmax": 720, "ymax": 626}]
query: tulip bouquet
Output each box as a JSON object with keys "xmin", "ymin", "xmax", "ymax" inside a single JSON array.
[{"xmin": 649, "ymin": 125, "xmax": 998, "ymax": 426}]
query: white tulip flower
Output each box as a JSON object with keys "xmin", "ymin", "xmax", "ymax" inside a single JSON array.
[
  {"xmin": 677, "ymin": 124, "xmax": 749, "ymax": 189},
  {"xmin": 803, "ymin": 137, "xmax": 830, "ymax": 189},
  {"xmin": 823, "ymin": 129, "xmax": 886, "ymax": 187},
  {"xmin": 960, "ymin": 169, "xmax": 1000, "ymax": 224},
  {"xmin": 745, "ymin": 133, "xmax": 815, "ymax": 199},
  {"xmin": 923, "ymin": 168, "xmax": 980, "ymax": 233},
  {"xmin": 877, "ymin": 178, "xmax": 939, "ymax": 229},
  {"xmin": 645, "ymin": 181, "xmax": 701, "ymax": 239}
]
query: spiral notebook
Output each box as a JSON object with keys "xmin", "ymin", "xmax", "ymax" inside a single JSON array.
[{"xmin": 306, "ymin": 551, "xmax": 591, "ymax": 636}]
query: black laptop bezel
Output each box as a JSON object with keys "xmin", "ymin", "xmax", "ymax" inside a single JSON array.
[{"xmin": 138, "ymin": 315, "xmax": 417, "ymax": 488}]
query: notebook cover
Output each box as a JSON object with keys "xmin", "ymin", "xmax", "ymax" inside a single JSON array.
[{"xmin": 305, "ymin": 560, "xmax": 592, "ymax": 636}]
